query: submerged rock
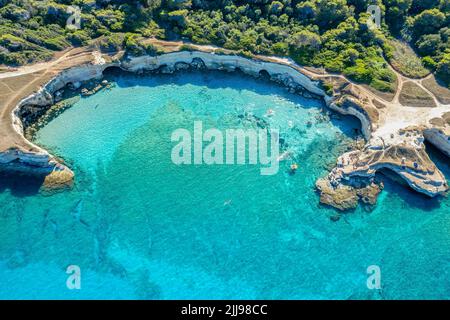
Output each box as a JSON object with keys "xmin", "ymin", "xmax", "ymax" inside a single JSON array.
[
  {"xmin": 316, "ymin": 177, "xmax": 383, "ymax": 211},
  {"xmin": 316, "ymin": 178, "xmax": 359, "ymax": 211},
  {"xmin": 42, "ymin": 166, "xmax": 74, "ymax": 193}
]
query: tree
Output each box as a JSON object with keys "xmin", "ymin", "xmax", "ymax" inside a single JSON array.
[
  {"xmin": 347, "ymin": 0, "xmax": 374, "ymax": 12},
  {"xmin": 295, "ymin": 1, "xmax": 316, "ymax": 20},
  {"xmin": 440, "ymin": 27, "xmax": 450, "ymax": 41},
  {"xmin": 167, "ymin": 9, "xmax": 188, "ymax": 27},
  {"xmin": 422, "ymin": 56, "xmax": 437, "ymax": 69},
  {"xmin": 410, "ymin": 0, "xmax": 441, "ymax": 13},
  {"xmin": 440, "ymin": 0, "xmax": 450, "ymax": 12},
  {"xmin": 288, "ymin": 29, "xmax": 321, "ymax": 63},
  {"xmin": 314, "ymin": 0, "xmax": 351, "ymax": 29},
  {"xmin": 412, "ymin": 9, "xmax": 446, "ymax": 37},
  {"xmin": 165, "ymin": 0, "xmax": 192, "ymax": 10},
  {"xmin": 384, "ymin": 0, "xmax": 413, "ymax": 31},
  {"xmin": 341, "ymin": 47, "xmax": 360, "ymax": 65},
  {"xmin": 268, "ymin": 1, "xmax": 284, "ymax": 15},
  {"xmin": 416, "ymin": 33, "xmax": 441, "ymax": 55},
  {"xmin": 436, "ymin": 53, "xmax": 450, "ymax": 83},
  {"xmin": 290, "ymin": 30, "xmax": 322, "ymax": 51}
]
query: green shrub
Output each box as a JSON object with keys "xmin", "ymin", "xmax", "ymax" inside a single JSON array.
[
  {"xmin": 345, "ymin": 60, "xmax": 372, "ymax": 83},
  {"xmin": 436, "ymin": 53, "xmax": 450, "ymax": 83},
  {"xmin": 321, "ymin": 81, "xmax": 334, "ymax": 96},
  {"xmin": 99, "ymin": 34, "xmax": 123, "ymax": 53},
  {"xmin": 371, "ymin": 79, "xmax": 395, "ymax": 93},
  {"xmin": 422, "ymin": 56, "xmax": 437, "ymax": 70},
  {"xmin": 67, "ymin": 30, "xmax": 91, "ymax": 46}
]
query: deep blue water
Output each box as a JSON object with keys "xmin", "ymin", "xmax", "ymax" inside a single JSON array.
[{"xmin": 0, "ymin": 71, "xmax": 449, "ymax": 299}]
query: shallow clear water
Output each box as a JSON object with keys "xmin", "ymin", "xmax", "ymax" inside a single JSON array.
[{"xmin": 0, "ymin": 71, "xmax": 449, "ymax": 299}]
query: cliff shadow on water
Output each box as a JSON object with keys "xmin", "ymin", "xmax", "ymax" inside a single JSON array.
[
  {"xmin": 426, "ymin": 141, "xmax": 450, "ymax": 179},
  {"xmin": 102, "ymin": 66, "xmax": 325, "ymax": 109},
  {"xmin": 375, "ymin": 142, "xmax": 450, "ymax": 212},
  {"xmin": 0, "ymin": 172, "xmax": 45, "ymax": 197},
  {"xmin": 101, "ymin": 66, "xmax": 364, "ymax": 135}
]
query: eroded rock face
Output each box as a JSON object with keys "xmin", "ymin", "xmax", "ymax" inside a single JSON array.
[
  {"xmin": 0, "ymin": 147, "xmax": 74, "ymax": 192},
  {"xmin": 317, "ymin": 127, "xmax": 448, "ymax": 211},
  {"xmin": 425, "ymin": 114, "xmax": 450, "ymax": 157},
  {"xmin": 324, "ymin": 82, "xmax": 379, "ymax": 140},
  {"xmin": 315, "ymin": 72, "xmax": 450, "ymax": 211}
]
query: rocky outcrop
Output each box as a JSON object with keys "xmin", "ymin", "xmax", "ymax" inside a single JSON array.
[
  {"xmin": 324, "ymin": 82, "xmax": 380, "ymax": 140},
  {"xmin": 424, "ymin": 128, "xmax": 450, "ymax": 157},
  {"xmin": 317, "ymin": 127, "xmax": 448, "ymax": 210},
  {"xmin": 316, "ymin": 177, "xmax": 383, "ymax": 211},
  {"xmin": 424, "ymin": 113, "xmax": 450, "ymax": 157},
  {"xmin": 314, "ymin": 76, "xmax": 449, "ymax": 210},
  {"xmin": 0, "ymin": 147, "xmax": 73, "ymax": 190}
]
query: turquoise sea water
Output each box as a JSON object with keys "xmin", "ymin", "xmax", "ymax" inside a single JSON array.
[{"xmin": 0, "ymin": 70, "xmax": 449, "ymax": 299}]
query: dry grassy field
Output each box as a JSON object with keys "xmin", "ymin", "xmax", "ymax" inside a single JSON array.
[{"xmin": 388, "ymin": 40, "xmax": 430, "ymax": 79}]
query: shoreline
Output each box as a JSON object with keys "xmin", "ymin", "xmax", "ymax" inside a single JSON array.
[{"xmin": 0, "ymin": 43, "xmax": 449, "ymax": 209}]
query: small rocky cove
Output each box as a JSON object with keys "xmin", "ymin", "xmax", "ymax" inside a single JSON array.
[
  {"xmin": 4, "ymin": 49, "xmax": 450, "ymax": 211},
  {"xmin": 22, "ymin": 79, "xmax": 115, "ymax": 141}
]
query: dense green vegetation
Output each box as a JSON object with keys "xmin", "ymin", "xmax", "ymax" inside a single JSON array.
[{"xmin": 0, "ymin": 0, "xmax": 449, "ymax": 90}]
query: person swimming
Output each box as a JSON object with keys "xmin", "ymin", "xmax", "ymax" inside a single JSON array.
[{"xmin": 289, "ymin": 163, "xmax": 298, "ymax": 175}]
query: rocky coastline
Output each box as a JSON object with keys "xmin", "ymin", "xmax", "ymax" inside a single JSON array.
[{"xmin": 1, "ymin": 46, "xmax": 449, "ymax": 208}]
